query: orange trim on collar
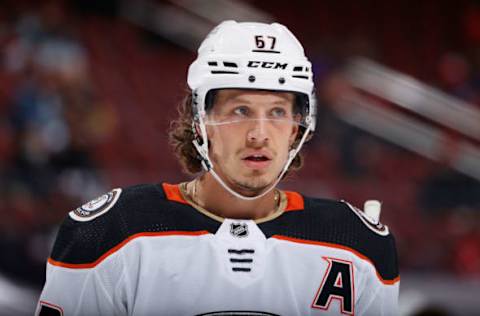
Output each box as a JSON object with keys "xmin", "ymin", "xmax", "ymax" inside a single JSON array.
[
  {"xmin": 162, "ymin": 183, "xmax": 188, "ymax": 205},
  {"xmin": 162, "ymin": 183, "xmax": 305, "ymax": 212},
  {"xmin": 284, "ymin": 191, "xmax": 304, "ymax": 211}
]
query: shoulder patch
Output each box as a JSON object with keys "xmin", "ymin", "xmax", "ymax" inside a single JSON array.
[
  {"xmin": 69, "ymin": 188, "xmax": 122, "ymax": 222},
  {"xmin": 343, "ymin": 201, "xmax": 390, "ymax": 236}
]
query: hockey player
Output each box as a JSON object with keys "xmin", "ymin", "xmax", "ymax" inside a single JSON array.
[{"xmin": 36, "ymin": 21, "xmax": 399, "ymax": 315}]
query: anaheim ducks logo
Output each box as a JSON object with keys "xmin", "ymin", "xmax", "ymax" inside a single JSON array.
[
  {"xmin": 69, "ymin": 188, "xmax": 122, "ymax": 222},
  {"xmin": 355, "ymin": 206, "xmax": 385, "ymax": 229},
  {"xmin": 343, "ymin": 202, "xmax": 389, "ymax": 236}
]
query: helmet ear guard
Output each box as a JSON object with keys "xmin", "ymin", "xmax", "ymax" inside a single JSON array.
[
  {"xmin": 187, "ymin": 20, "xmax": 317, "ymax": 200},
  {"xmin": 191, "ymin": 94, "xmax": 213, "ymax": 171}
]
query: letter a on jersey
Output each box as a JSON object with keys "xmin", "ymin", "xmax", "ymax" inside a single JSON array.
[{"xmin": 311, "ymin": 257, "xmax": 354, "ymax": 315}]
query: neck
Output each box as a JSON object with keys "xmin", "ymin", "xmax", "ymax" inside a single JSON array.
[{"xmin": 191, "ymin": 173, "xmax": 280, "ymax": 220}]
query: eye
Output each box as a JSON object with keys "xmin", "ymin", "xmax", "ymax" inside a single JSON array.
[
  {"xmin": 233, "ymin": 106, "xmax": 250, "ymax": 117},
  {"xmin": 271, "ymin": 107, "xmax": 287, "ymax": 118}
]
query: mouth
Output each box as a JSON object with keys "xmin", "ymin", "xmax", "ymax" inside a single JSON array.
[{"xmin": 241, "ymin": 152, "xmax": 272, "ymax": 169}]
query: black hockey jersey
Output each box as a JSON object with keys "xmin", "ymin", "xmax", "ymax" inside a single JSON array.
[{"xmin": 36, "ymin": 183, "xmax": 399, "ymax": 316}]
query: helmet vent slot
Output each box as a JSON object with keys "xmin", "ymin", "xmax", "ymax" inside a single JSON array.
[
  {"xmin": 293, "ymin": 66, "xmax": 303, "ymax": 72},
  {"xmin": 292, "ymin": 75, "xmax": 309, "ymax": 80},
  {"xmin": 208, "ymin": 61, "xmax": 218, "ymax": 66},
  {"xmin": 223, "ymin": 62, "xmax": 238, "ymax": 68},
  {"xmin": 211, "ymin": 70, "xmax": 239, "ymax": 74}
]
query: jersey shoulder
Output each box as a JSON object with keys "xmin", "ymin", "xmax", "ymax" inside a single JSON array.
[
  {"xmin": 264, "ymin": 195, "xmax": 399, "ymax": 282},
  {"xmin": 308, "ymin": 196, "xmax": 399, "ymax": 282},
  {"xmin": 49, "ymin": 183, "xmax": 218, "ymax": 266},
  {"xmin": 306, "ymin": 197, "xmax": 390, "ymax": 236}
]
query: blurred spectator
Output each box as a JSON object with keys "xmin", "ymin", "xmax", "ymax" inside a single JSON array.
[
  {"xmin": 448, "ymin": 212, "xmax": 480, "ymax": 278},
  {"xmin": 412, "ymin": 306, "xmax": 451, "ymax": 316},
  {"xmin": 437, "ymin": 52, "xmax": 478, "ymax": 102},
  {"xmin": 419, "ymin": 170, "xmax": 480, "ymax": 214},
  {"xmin": 0, "ymin": 1, "xmax": 114, "ymax": 286}
]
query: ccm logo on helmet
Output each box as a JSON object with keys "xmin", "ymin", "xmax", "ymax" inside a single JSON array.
[{"xmin": 247, "ymin": 61, "xmax": 288, "ymax": 69}]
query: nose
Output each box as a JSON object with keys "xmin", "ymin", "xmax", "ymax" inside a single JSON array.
[{"xmin": 246, "ymin": 119, "xmax": 269, "ymax": 145}]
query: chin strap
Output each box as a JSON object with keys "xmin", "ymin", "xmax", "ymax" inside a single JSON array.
[{"xmin": 192, "ymin": 123, "xmax": 312, "ymax": 201}]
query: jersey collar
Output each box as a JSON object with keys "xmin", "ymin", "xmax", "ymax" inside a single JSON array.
[{"xmin": 162, "ymin": 182, "xmax": 304, "ymax": 223}]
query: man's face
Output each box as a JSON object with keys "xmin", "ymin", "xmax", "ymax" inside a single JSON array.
[{"xmin": 204, "ymin": 89, "xmax": 299, "ymax": 196}]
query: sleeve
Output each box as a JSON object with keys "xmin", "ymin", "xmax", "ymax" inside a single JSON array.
[
  {"xmin": 35, "ymin": 188, "xmax": 128, "ymax": 316},
  {"xmin": 356, "ymin": 234, "xmax": 400, "ymax": 316},
  {"xmin": 357, "ymin": 277, "xmax": 400, "ymax": 316},
  {"xmin": 35, "ymin": 258, "xmax": 127, "ymax": 316}
]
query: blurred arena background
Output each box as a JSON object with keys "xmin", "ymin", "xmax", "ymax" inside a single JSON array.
[{"xmin": 1, "ymin": 0, "xmax": 480, "ymax": 315}]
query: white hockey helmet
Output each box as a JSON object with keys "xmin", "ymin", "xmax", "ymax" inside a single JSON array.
[
  {"xmin": 187, "ymin": 20, "xmax": 316, "ymax": 200},
  {"xmin": 188, "ymin": 20, "xmax": 316, "ymax": 130}
]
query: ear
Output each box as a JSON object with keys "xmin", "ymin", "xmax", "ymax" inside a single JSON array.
[
  {"xmin": 288, "ymin": 123, "xmax": 299, "ymax": 147},
  {"xmin": 194, "ymin": 122, "xmax": 202, "ymax": 137},
  {"xmin": 195, "ymin": 122, "xmax": 214, "ymax": 140}
]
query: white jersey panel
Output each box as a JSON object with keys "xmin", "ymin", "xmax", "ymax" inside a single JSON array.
[
  {"xmin": 38, "ymin": 219, "xmax": 399, "ymax": 316},
  {"xmin": 37, "ymin": 253, "xmax": 126, "ymax": 316}
]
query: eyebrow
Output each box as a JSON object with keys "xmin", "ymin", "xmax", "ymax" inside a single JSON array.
[
  {"xmin": 226, "ymin": 96, "xmax": 292, "ymax": 106},
  {"xmin": 227, "ymin": 96, "xmax": 252, "ymax": 104}
]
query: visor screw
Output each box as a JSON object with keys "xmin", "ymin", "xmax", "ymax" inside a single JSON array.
[
  {"xmin": 248, "ymin": 75, "xmax": 256, "ymax": 83},
  {"xmin": 279, "ymin": 77, "xmax": 285, "ymax": 84}
]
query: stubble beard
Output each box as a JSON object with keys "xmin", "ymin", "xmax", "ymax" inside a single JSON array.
[
  {"xmin": 231, "ymin": 174, "xmax": 271, "ymax": 196},
  {"xmin": 212, "ymin": 156, "xmax": 274, "ymax": 197}
]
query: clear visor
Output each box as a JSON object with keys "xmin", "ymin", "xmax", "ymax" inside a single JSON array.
[
  {"xmin": 202, "ymin": 103, "xmax": 310, "ymax": 129},
  {"xmin": 204, "ymin": 116, "xmax": 306, "ymax": 128},
  {"xmin": 195, "ymin": 89, "xmax": 313, "ymax": 130}
]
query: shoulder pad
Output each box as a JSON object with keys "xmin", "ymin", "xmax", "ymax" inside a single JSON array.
[
  {"xmin": 274, "ymin": 197, "xmax": 398, "ymax": 281},
  {"xmin": 69, "ymin": 188, "xmax": 122, "ymax": 222},
  {"xmin": 50, "ymin": 183, "xmax": 221, "ymax": 267},
  {"xmin": 263, "ymin": 196, "xmax": 399, "ymax": 282}
]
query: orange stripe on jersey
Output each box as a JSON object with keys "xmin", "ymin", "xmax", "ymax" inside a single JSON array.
[
  {"xmin": 163, "ymin": 183, "xmax": 305, "ymax": 212},
  {"xmin": 48, "ymin": 230, "xmax": 210, "ymax": 269},
  {"xmin": 284, "ymin": 191, "xmax": 304, "ymax": 211},
  {"xmin": 162, "ymin": 183, "xmax": 189, "ymax": 205},
  {"xmin": 39, "ymin": 300, "xmax": 64, "ymax": 315},
  {"xmin": 271, "ymin": 235, "xmax": 400, "ymax": 285}
]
